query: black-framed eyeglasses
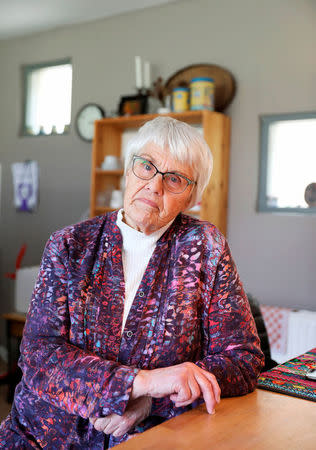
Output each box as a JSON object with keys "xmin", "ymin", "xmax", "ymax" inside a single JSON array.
[{"xmin": 132, "ymin": 156, "xmax": 196, "ymax": 194}]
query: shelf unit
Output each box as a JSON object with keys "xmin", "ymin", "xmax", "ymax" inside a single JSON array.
[{"xmin": 90, "ymin": 110, "xmax": 230, "ymax": 235}]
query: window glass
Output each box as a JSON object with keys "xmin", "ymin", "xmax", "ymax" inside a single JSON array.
[{"xmin": 23, "ymin": 59, "xmax": 72, "ymax": 136}]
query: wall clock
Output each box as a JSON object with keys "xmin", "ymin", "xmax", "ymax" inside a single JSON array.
[
  {"xmin": 304, "ymin": 182, "xmax": 316, "ymax": 207},
  {"xmin": 75, "ymin": 103, "xmax": 105, "ymax": 142}
]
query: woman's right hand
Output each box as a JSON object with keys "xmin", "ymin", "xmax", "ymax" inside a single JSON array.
[
  {"xmin": 89, "ymin": 396, "xmax": 152, "ymax": 437},
  {"xmin": 132, "ymin": 362, "xmax": 220, "ymax": 414}
]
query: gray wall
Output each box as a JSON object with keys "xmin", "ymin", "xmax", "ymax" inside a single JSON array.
[{"xmin": 1, "ymin": 0, "xmax": 316, "ymax": 346}]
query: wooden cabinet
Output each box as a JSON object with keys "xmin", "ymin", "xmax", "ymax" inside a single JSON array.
[{"xmin": 90, "ymin": 110, "xmax": 230, "ymax": 235}]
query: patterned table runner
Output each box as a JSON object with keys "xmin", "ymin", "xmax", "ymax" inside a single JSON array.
[{"xmin": 258, "ymin": 348, "xmax": 316, "ymax": 402}]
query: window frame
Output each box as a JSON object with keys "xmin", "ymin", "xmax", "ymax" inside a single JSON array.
[
  {"xmin": 21, "ymin": 57, "xmax": 72, "ymax": 137},
  {"xmin": 258, "ymin": 111, "xmax": 316, "ymax": 214}
]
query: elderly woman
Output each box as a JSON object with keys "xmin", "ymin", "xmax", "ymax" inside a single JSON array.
[{"xmin": 0, "ymin": 117, "xmax": 263, "ymax": 448}]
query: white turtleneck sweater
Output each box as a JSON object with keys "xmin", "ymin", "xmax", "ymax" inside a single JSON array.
[{"xmin": 116, "ymin": 209, "xmax": 173, "ymax": 333}]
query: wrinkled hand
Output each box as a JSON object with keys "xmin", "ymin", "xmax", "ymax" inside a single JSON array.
[
  {"xmin": 132, "ymin": 362, "xmax": 220, "ymax": 414},
  {"xmin": 89, "ymin": 396, "xmax": 152, "ymax": 437}
]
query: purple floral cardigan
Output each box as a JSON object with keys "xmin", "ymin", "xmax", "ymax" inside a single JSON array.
[{"xmin": 0, "ymin": 212, "xmax": 263, "ymax": 449}]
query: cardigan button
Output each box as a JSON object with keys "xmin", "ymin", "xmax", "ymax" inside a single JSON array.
[
  {"xmin": 139, "ymin": 291, "xmax": 144, "ymax": 297},
  {"xmin": 126, "ymin": 330, "xmax": 133, "ymax": 338}
]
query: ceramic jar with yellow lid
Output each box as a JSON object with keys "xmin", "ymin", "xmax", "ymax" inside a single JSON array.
[
  {"xmin": 172, "ymin": 87, "xmax": 190, "ymax": 112},
  {"xmin": 190, "ymin": 77, "xmax": 215, "ymax": 110}
]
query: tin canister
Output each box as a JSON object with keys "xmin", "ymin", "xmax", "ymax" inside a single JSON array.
[
  {"xmin": 172, "ymin": 87, "xmax": 190, "ymax": 112},
  {"xmin": 190, "ymin": 77, "xmax": 215, "ymax": 110}
]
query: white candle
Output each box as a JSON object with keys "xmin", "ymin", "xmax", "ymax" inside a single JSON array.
[
  {"xmin": 135, "ymin": 56, "xmax": 142, "ymax": 89},
  {"xmin": 144, "ymin": 61, "xmax": 151, "ymax": 89}
]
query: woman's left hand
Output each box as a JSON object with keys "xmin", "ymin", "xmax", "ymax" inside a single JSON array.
[{"xmin": 89, "ymin": 396, "xmax": 152, "ymax": 437}]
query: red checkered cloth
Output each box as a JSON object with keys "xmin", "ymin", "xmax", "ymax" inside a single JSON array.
[{"xmin": 259, "ymin": 304, "xmax": 291, "ymax": 354}]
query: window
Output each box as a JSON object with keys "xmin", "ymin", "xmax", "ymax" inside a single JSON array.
[
  {"xmin": 258, "ymin": 112, "xmax": 316, "ymax": 213},
  {"xmin": 22, "ymin": 58, "xmax": 72, "ymax": 136}
]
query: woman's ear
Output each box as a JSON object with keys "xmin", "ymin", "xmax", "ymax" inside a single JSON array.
[
  {"xmin": 182, "ymin": 193, "xmax": 193, "ymax": 212},
  {"xmin": 185, "ymin": 186, "xmax": 197, "ymax": 210}
]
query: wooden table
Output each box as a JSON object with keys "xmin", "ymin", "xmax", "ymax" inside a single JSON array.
[{"xmin": 116, "ymin": 389, "xmax": 316, "ymax": 449}]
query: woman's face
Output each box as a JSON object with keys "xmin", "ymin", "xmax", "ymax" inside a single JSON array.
[{"xmin": 123, "ymin": 142, "xmax": 195, "ymax": 234}]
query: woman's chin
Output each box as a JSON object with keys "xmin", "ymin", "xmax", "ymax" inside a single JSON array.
[
  {"xmin": 135, "ymin": 214, "xmax": 157, "ymax": 231},
  {"xmin": 132, "ymin": 202, "xmax": 158, "ymax": 218},
  {"xmin": 124, "ymin": 207, "xmax": 157, "ymax": 232}
]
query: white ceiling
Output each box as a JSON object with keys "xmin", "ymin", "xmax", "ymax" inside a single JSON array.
[{"xmin": 0, "ymin": 0, "xmax": 178, "ymax": 40}]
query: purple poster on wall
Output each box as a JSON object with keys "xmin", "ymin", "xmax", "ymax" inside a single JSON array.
[{"xmin": 11, "ymin": 161, "xmax": 39, "ymax": 212}]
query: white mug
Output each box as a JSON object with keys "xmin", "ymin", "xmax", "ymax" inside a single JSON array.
[{"xmin": 101, "ymin": 155, "xmax": 120, "ymax": 170}]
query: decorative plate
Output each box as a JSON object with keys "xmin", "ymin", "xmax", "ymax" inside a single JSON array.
[{"xmin": 164, "ymin": 63, "xmax": 236, "ymax": 111}]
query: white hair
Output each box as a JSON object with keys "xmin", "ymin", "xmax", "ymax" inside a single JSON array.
[{"xmin": 124, "ymin": 116, "xmax": 213, "ymax": 207}]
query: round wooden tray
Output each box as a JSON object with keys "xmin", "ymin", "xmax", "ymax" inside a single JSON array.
[{"xmin": 164, "ymin": 63, "xmax": 236, "ymax": 111}]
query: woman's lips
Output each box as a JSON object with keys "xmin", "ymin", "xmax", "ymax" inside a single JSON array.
[{"xmin": 135, "ymin": 197, "xmax": 159, "ymax": 209}]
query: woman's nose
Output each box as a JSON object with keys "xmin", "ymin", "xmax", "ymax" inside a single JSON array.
[{"xmin": 146, "ymin": 173, "xmax": 163, "ymax": 194}]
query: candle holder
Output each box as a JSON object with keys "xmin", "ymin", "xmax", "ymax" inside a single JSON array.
[
  {"xmin": 136, "ymin": 88, "xmax": 149, "ymax": 96},
  {"xmin": 118, "ymin": 93, "xmax": 148, "ymax": 116}
]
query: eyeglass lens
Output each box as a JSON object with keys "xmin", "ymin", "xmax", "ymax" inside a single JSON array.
[{"xmin": 133, "ymin": 158, "xmax": 189, "ymax": 193}]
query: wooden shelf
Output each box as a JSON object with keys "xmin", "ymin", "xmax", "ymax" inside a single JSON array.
[
  {"xmin": 90, "ymin": 111, "xmax": 230, "ymax": 235},
  {"xmin": 95, "ymin": 206, "xmax": 118, "ymax": 214},
  {"xmin": 92, "ymin": 110, "xmax": 217, "ymax": 132},
  {"xmin": 95, "ymin": 169, "xmax": 124, "ymax": 176}
]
